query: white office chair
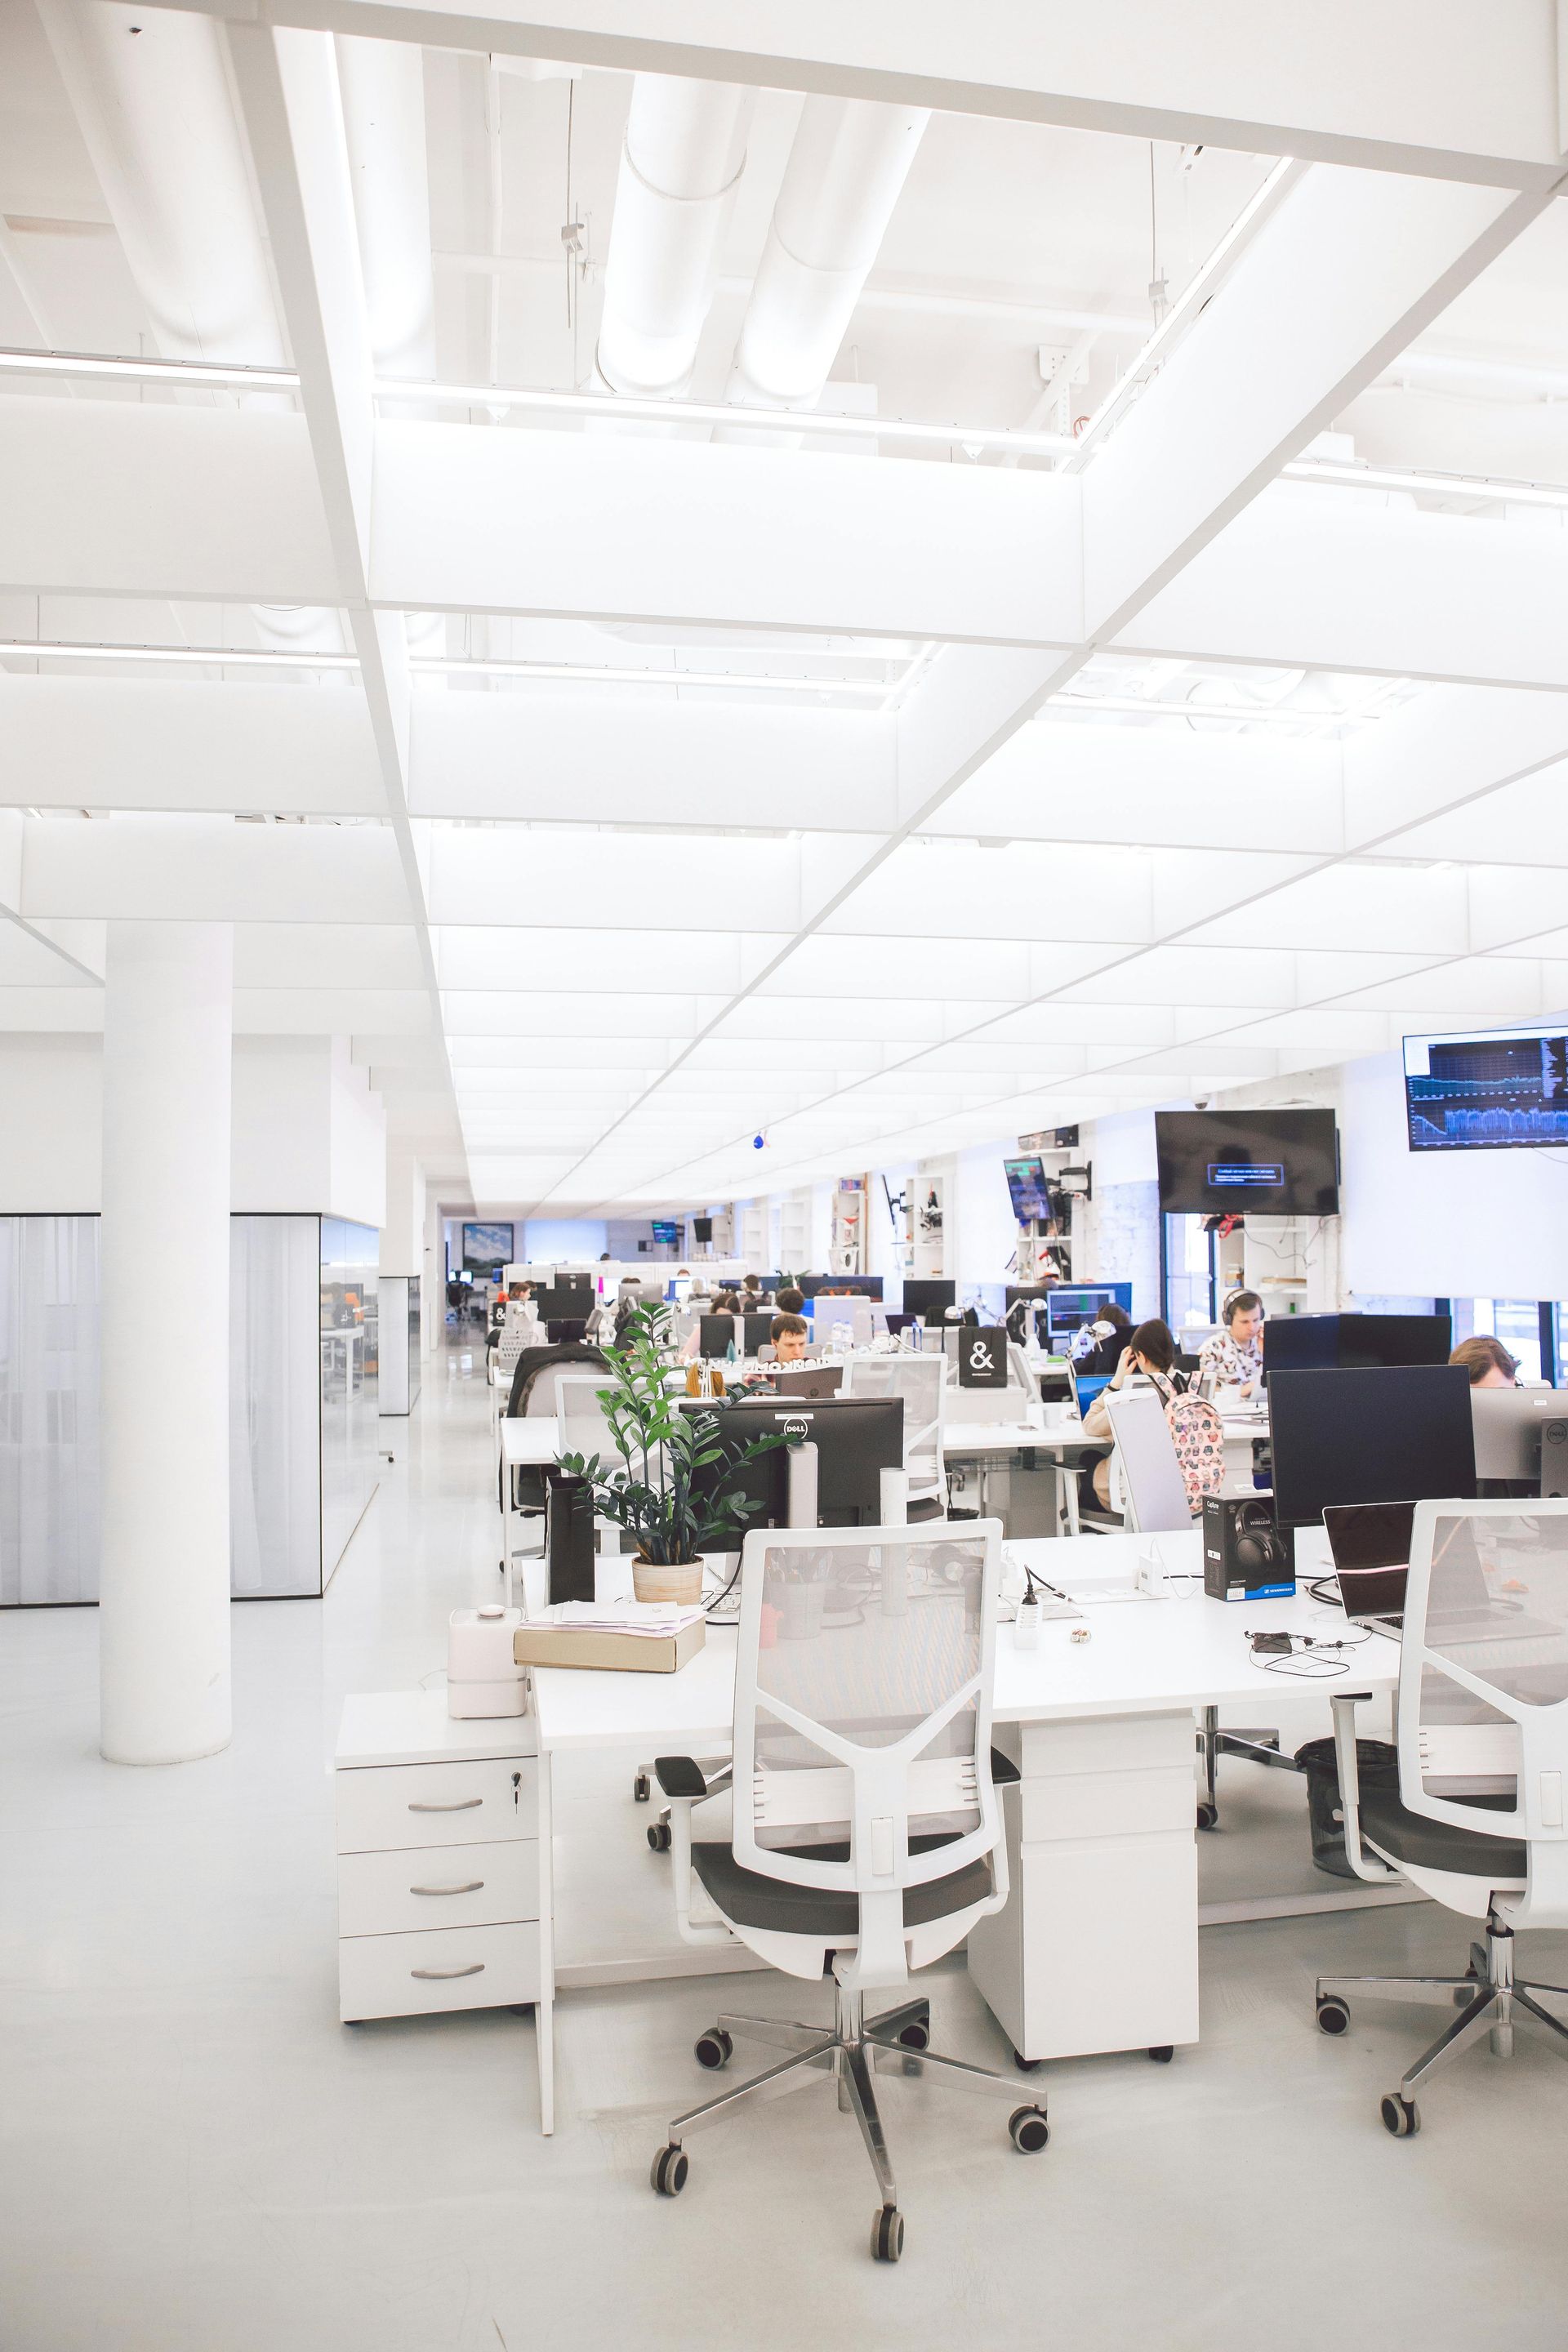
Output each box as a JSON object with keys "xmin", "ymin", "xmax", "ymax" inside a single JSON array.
[
  {"xmin": 1316, "ymin": 1498, "xmax": 1568, "ymax": 2135},
  {"xmin": 1102, "ymin": 1388, "xmax": 1192, "ymax": 1534},
  {"xmin": 844, "ymin": 1353, "xmax": 947, "ymax": 1517},
  {"xmin": 647, "ymin": 1520, "xmax": 1045, "ymax": 2262}
]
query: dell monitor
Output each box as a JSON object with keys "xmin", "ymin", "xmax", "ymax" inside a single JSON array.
[
  {"xmin": 902, "ymin": 1279, "xmax": 956, "ymax": 1323},
  {"xmin": 1267, "ymin": 1365, "xmax": 1477, "ymax": 1528},
  {"xmin": 679, "ymin": 1395, "xmax": 905, "ymax": 1530}
]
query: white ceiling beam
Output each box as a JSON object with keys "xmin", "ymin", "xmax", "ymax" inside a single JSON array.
[
  {"xmin": 142, "ymin": 0, "xmax": 1566, "ymax": 189},
  {"xmin": 0, "ymin": 395, "xmax": 337, "ymax": 605},
  {"xmin": 224, "ymin": 19, "xmax": 469, "ymax": 1181},
  {"xmin": 0, "ymin": 676, "xmax": 385, "ymax": 816},
  {"xmin": 372, "ymin": 421, "xmax": 1081, "ymax": 644},
  {"xmin": 18, "ymin": 813, "xmax": 411, "ymax": 923}
]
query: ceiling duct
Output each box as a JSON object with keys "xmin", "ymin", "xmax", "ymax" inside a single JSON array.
[
  {"xmin": 716, "ymin": 98, "xmax": 929, "ymax": 448},
  {"xmin": 590, "ymin": 74, "xmax": 752, "ymax": 423},
  {"xmin": 38, "ymin": 0, "xmax": 343, "ymax": 658}
]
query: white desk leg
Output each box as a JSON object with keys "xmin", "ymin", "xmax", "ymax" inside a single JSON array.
[{"xmin": 535, "ymin": 1746, "xmax": 555, "ymax": 2136}]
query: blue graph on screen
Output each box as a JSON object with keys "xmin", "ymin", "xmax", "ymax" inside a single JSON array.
[{"xmin": 1405, "ymin": 1033, "xmax": 1568, "ymax": 1149}]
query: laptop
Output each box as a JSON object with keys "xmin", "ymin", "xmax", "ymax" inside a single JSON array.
[
  {"xmin": 1324, "ymin": 1501, "xmax": 1416, "ymax": 1626},
  {"xmin": 770, "ymin": 1365, "xmax": 844, "ymax": 1400},
  {"xmin": 1067, "ymin": 1364, "xmax": 1111, "ymax": 1419}
]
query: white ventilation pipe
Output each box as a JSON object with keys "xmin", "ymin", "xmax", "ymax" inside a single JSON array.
[
  {"xmin": 38, "ymin": 0, "xmax": 341, "ymax": 656},
  {"xmin": 717, "ymin": 98, "xmax": 929, "ymax": 444},
  {"xmin": 593, "ymin": 75, "xmax": 753, "ymax": 408}
]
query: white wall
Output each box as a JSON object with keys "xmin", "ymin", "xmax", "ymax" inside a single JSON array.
[
  {"xmin": 949, "ymin": 1144, "xmax": 1021, "ymax": 1295},
  {"xmin": 524, "ymin": 1217, "xmax": 609, "ymax": 1261},
  {"xmin": 1343, "ymin": 1049, "xmax": 1568, "ymax": 1302},
  {"xmin": 0, "ymin": 1035, "xmax": 101, "ymax": 1208}
]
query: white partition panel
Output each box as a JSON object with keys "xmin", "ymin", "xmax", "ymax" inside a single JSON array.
[
  {"xmin": 0, "ymin": 1214, "xmax": 101, "ymax": 1605},
  {"xmin": 230, "ymin": 1214, "xmax": 323, "ymax": 1597}
]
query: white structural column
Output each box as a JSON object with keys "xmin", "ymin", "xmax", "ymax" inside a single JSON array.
[{"xmin": 99, "ymin": 921, "xmax": 234, "ymax": 1766}]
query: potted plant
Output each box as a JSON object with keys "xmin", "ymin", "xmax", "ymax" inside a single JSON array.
[{"xmin": 556, "ymin": 1304, "xmax": 787, "ymax": 1605}]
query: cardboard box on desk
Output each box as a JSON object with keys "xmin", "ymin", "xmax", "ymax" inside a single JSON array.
[{"xmin": 513, "ymin": 1619, "xmax": 706, "ymax": 1674}]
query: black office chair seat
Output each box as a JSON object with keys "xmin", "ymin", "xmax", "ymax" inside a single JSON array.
[
  {"xmin": 692, "ymin": 1833, "xmax": 993, "ymax": 1939},
  {"xmin": 1356, "ymin": 1782, "xmax": 1526, "ymax": 1880}
]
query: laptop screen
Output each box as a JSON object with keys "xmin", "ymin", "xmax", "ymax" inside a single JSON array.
[{"xmin": 1071, "ymin": 1369, "xmax": 1111, "ymax": 1415}]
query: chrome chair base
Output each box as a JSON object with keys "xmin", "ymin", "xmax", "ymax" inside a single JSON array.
[{"xmin": 1317, "ymin": 1913, "xmax": 1568, "ymax": 2124}]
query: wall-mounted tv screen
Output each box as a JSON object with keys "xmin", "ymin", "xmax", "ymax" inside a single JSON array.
[
  {"xmin": 1155, "ymin": 1111, "xmax": 1339, "ymax": 1216},
  {"xmin": 1003, "ymin": 1156, "xmax": 1054, "ymax": 1222},
  {"xmin": 462, "ymin": 1220, "xmax": 514, "ymax": 1273},
  {"xmin": 1403, "ymin": 1025, "xmax": 1568, "ymax": 1151},
  {"xmin": 651, "ymin": 1219, "xmax": 679, "ymax": 1244}
]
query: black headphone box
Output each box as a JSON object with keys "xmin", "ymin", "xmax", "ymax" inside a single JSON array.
[{"xmin": 1201, "ymin": 1494, "xmax": 1296, "ymax": 1601}]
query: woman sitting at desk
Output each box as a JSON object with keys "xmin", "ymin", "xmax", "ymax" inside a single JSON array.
[
  {"xmin": 678, "ymin": 1290, "xmax": 744, "ymax": 1361},
  {"xmin": 1079, "ymin": 1317, "xmax": 1187, "ymax": 1512},
  {"xmin": 1197, "ymin": 1289, "xmax": 1265, "ymax": 1400},
  {"xmin": 1074, "ymin": 1302, "xmax": 1133, "ymax": 1377}
]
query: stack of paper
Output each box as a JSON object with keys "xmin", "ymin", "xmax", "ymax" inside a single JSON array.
[{"xmin": 549, "ymin": 1602, "xmax": 705, "ymax": 1639}]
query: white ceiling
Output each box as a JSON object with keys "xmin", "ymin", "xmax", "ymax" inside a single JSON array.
[{"xmin": 4, "ymin": 2, "xmax": 1568, "ymax": 1212}]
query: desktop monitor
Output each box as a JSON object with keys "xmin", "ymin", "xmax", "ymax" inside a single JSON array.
[
  {"xmin": 546, "ymin": 1318, "xmax": 588, "ymax": 1344},
  {"xmin": 670, "ymin": 1276, "xmax": 694, "ymax": 1304},
  {"xmin": 1045, "ymin": 1285, "xmax": 1133, "ymax": 1344},
  {"xmin": 679, "ymin": 1395, "xmax": 904, "ymax": 1530},
  {"xmin": 698, "ymin": 1314, "xmax": 740, "ymax": 1358},
  {"xmin": 742, "ymin": 1312, "xmax": 774, "ymax": 1356},
  {"xmin": 901, "ymin": 1279, "xmax": 956, "ymax": 1323},
  {"xmin": 1471, "ymin": 1387, "xmax": 1559, "ymax": 1483},
  {"xmin": 1267, "ymin": 1365, "xmax": 1477, "ymax": 1528},
  {"xmin": 1263, "ymin": 1313, "xmax": 1452, "ymax": 1376}
]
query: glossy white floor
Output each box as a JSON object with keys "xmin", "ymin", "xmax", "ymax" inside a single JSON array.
[{"xmin": 7, "ymin": 1340, "xmax": 1568, "ymax": 2352}]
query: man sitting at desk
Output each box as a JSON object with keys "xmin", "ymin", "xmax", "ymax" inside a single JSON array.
[{"xmin": 769, "ymin": 1313, "xmax": 810, "ymax": 1365}]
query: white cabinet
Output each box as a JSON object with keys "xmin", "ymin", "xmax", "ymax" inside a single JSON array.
[
  {"xmin": 334, "ymin": 1691, "xmax": 550, "ymax": 2127},
  {"xmin": 966, "ymin": 1709, "xmax": 1200, "ymax": 2064}
]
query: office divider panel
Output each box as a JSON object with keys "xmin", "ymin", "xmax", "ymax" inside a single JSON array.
[
  {"xmin": 0, "ymin": 1214, "xmax": 101, "ymax": 1606},
  {"xmin": 231, "ymin": 1215, "xmax": 323, "ymax": 1597},
  {"xmin": 377, "ymin": 1274, "xmax": 421, "ymax": 1417},
  {"xmin": 320, "ymin": 1219, "xmax": 381, "ymax": 1580}
]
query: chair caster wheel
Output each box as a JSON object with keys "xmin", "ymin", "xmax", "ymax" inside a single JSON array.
[
  {"xmin": 871, "ymin": 2205, "xmax": 904, "ymax": 2262},
  {"xmin": 1009, "ymin": 2106, "xmax": 1049, "ymax": 2154},
  {"xmin": 1012, "ymin": 2048, "xmax": 1042, "ymax": 2074},
  {"xmin": 647, "ymin": 1821, "xmax": 672, "ymax": 1853},
  {"xmin": 1380, "ymin": 2093, "xmax": 1419, "ymax": 2137},
  {"xmin": 1316, "ymin": 1997, "xmax": 1350, "ymax": 2036},
  {"xmin": 897, "ymin": 2022, "xmax": 929, "ymax": 2051},
  {"xmin": 651, "ymin": 2144, "xmax": 688, "ymax": 2195},
  {"xmin": 694, "ymin": 2027, "xmax": 733, "ymax": 2070},
  {"xmin": 1147, "ymin": 2045, "xmax": 1174, "ymax": 2063},
  {"xmin": 1196, "ymin": 1802, "xmax": 1218, "ymax": 1832},
  {"xmin": 633, "ymin": 1771, "xmax": 651, "ymax": 1802}
]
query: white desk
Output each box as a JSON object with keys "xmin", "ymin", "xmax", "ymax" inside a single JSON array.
[{"xmin": 523, "ymin": 1528, "xmax": 1402, "ymax": 2117}]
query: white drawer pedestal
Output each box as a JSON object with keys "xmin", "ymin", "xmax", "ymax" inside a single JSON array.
[
  {"xmin": 335, "ymin": 1691, "xmax": 553, "ymax": 2132},
  {"xmin": 966, "ymin": 1710, "xmax": 1200, "ymax": 2065}
]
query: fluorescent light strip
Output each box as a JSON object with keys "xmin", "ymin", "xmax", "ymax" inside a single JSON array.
[
  {"xmin": 377, "ymin": 376, "xmax": 1076, "ymax": 457},
  {"xmin": 0, "ymin": 640, "xmax": 359, "ymax": 669},
  {"xmin": 411, "ymin": 657, "xmax": 900, "ymax": 697},
  {"xmin": 1283, "ymin": 457, "xmax": 1568, "ymax": 510},
  {"xmin": 1044, "ymin": 693, "xmax": 1352, "ymax": 729},
  {"xmin": 0, "ymin": 345, "xmax": 300, "ymax": 391},
  {"xmin": 1067, "ymin": 156, "xmax": 1304, "ymax": 467}
]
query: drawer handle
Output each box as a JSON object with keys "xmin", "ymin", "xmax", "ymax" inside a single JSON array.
[
  {"xmin": 411, "ymin": 1962, "xmax": 486, "ymax": 1981},
  {"xmin": 408, "ymin": 1797, "xmax": 483, "ymax": 1813},
  {"xmin": 410, "ymin": 1880, "xmax": 484, "ymax": 1898}
]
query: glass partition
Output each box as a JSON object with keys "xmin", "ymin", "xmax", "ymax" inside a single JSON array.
[
  {"xmin": 230, "ymin": 1215, "xmax": 323, "ymax": 1597},
  {"xmin": 0, "ymin": 1215, "xmax": 101, "ymax": 1605},
  {"xmin": 320, "ymin": 1218, "xmax": 381, "ymax": 1580}
]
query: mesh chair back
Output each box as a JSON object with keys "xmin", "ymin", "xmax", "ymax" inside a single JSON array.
[
  {"xmin": 732, "ymin": 1521, "xmax": 1002, "ymax": 1985},
  {"xmin": 1402, "ymin": 1500, "xmax": 1568, "ymax": 1924},
  {"xmin": 844, "ymin": 1354, "xmax": 945, "ymax": 1483},
  {"xmin": 1103, "ymin": 1387, "xmax": 1192, "ymax": 1532}
]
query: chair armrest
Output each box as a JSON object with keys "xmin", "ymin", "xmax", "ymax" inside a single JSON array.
[
  {"xmin": 988, "ymin": 1745, "xmax": 1021, "ymax": 1788},
  {"xmin": 1330, "ymin": 1692, "xmax": 1402, "ymax": 1885},
  {"xmin": 653, "ymin": 1759, "xmax": 737, "ymax": 1949},
  {"xmin": 654, "ymin": 1757, "xmax": 733, "ymax": 1802}
]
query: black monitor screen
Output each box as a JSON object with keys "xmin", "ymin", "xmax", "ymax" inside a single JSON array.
[
  {"xmin": 742, "ymin": 1312, "xmax": 774, "ymax": 1356},
  {"xmin": 1264, "ymin": 1313, "xmax": 1452, "ymax": 1376},
  {"xmin": 1155, "ymin": 1111, "xmax": 1339, "ymax": 1215},
  {"xmin": 698, "ymin": 1315, "xmax": 739, "ymax": 1358},
  {"xmin": 1003, "ymin": 1156, "xmax": 1054, "ymax": 1222},
  {"xmin": 461, "ymin": 1220, "xmax": 514, "ymax": 1274},
  {"xmin": 902, "ymin": 1279, "xmax": 956, "ymax": 1321},
  {"xmin": 1261, "ymin": 1316, "xmax": 1340, "ymax": 1374},
  {"xmin": 679, "ymin": 1396, "xmax": 904, "ymax": 1530},
  {"xmin": 1267, "ymin": 1365, "xmax": 1477, "ymax": 1527},
  {"xmin": 1404, "ymin": 1025, "xmax": 1568, "ymax": 1151}
]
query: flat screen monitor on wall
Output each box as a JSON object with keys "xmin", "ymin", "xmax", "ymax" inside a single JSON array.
[
  {"xmin": 650, "ymin": 1220, "xmax": 679, "ymax": 1245},
  {"xmin": 1154, "ymin": 1110, "xmax": 1339, "ymax": 1217},
  {"xmin": 462, "ymin": 1221, "xmax": 514, "ymax": 1273},
  {"xmin": 1003, "ymin": 1156, "xmax": 1054, "ymax": 1222},
  {"xmin": 1403, "ymin": 1025, "xmax": 1568, "ymax": 1151}
]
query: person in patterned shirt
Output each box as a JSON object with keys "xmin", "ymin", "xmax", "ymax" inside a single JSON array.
[{"xmin": 1199, "ymin": 1290, "xmax": 1265, "ymax": 1398}]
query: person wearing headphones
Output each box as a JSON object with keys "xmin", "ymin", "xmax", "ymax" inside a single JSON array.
[{"xmin": 1199, "ymin": 1289, "xmax": 1265, "ymax": 1400}]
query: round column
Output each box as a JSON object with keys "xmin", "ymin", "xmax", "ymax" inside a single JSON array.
[{"xmin": 99, "ymin": 921, "xmax": 234, "ymax": 1764}]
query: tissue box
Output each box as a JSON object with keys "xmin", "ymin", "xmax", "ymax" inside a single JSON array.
[{"xmin": 448, "ymin": 1606, "xmax": 528, "ymax": 1717}]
